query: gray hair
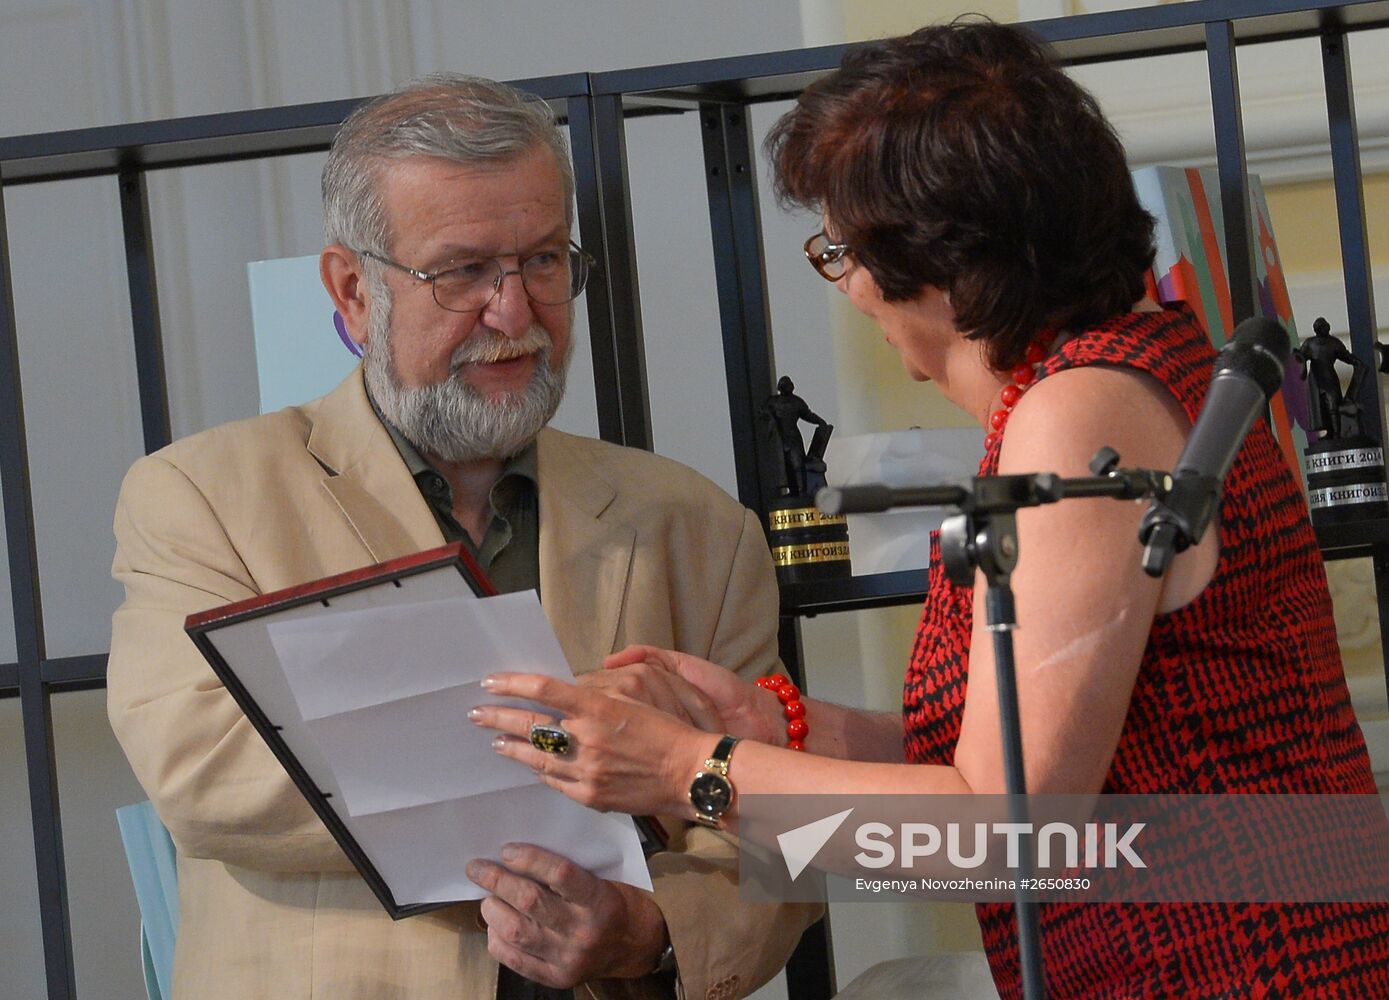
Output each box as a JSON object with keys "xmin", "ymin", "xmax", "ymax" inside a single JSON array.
[{"xmin": 321, "ymin": 73, "xmax": 574, "ymax": 256}]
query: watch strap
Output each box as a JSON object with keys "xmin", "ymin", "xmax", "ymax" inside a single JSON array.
[{"xmin": 704, "ymin": 733, "xmax": 740, "ymax": 773}]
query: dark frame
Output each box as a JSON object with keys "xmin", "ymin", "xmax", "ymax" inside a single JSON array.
[
  {"xmin": 184, "ymin": 542, "xmax": 496, "ymax": 921},
  {"xmin": 4, "ymin": 2, "xmax": 1389, "ymax": 996}
]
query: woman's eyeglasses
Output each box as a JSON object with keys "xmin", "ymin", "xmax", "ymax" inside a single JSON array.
[{"xmin": 803, "ymin": 231, "xmax": 852, "ymax": 282}]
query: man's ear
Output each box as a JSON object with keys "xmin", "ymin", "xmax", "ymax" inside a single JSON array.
[{"xmin": 321, "ymin": 245, "xmax": 371, "ymax": 348}]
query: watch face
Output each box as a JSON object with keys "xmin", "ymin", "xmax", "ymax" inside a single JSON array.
[{"xmin": 689, "ymin": 771, "xmax": 733, "ymax": 816}]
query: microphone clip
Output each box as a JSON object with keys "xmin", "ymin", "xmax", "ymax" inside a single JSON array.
[{"xmin": 1136, "ymin": 472, "xmax": 1220, "ymax": 578}]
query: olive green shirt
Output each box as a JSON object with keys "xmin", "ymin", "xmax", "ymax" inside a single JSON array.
[{"xmin": 370, "ymin": 404, "xmax": 539, "ymax": 595}]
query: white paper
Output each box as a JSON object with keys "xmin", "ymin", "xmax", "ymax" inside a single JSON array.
[
  {"xmin": 219, "ymin": 586, "xmax": 655, "ymax": 905},
  {"xmin": 353, "ymin": 783, "xmax": 652, "ymax": 904},
  {"xmin": 305, "ymin": 683, "xmax": 539, "ymax": 815},
  {"xmin": 269, "ymin": 591, "xmax": 567, "ymax": 720}
]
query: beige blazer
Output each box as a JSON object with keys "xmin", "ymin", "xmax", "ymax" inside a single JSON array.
[{"xmin": 108, "ymin": 369, "xmax": 819, "ymax": 1000}]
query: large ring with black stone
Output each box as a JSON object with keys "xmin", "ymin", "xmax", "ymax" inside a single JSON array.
[{"xmin": 528, "ymin": 722, "xmax": 572, "ymax": 756}]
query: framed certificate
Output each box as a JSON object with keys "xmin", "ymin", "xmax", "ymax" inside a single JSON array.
[{"xmin": 185, "ymin": 543, "xmax": 497, "ymax": 918}]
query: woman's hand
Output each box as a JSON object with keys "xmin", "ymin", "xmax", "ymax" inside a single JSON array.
[
  {"xmin": 603, "ymin": 645, "xmax": 786, "ymax": 746},
  {"xmin": 470, "ymin": 673, "xmax": 713, "ymax": 816}
]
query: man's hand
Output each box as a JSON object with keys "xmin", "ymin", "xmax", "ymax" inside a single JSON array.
[
  {"xmin": 604, "ymin": 645, "xmax": 785, "ymax": 746},
  {"xmin": 466, "ymin": 844, "xmax": 668, "ymax": 988},
  {"xmin": 578, "ymin": 660, "xmax": 722, "ymax": 732}
]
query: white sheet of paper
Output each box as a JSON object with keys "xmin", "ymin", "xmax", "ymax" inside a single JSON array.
[
  {"xmin": 306, "ymin": 682, "xmax": 538, "ymax": 815},
  {"xmin": 242, "ymin": 587, "xmax": 652, "ymax": 904},
  {"xmin": 267, "ymin": 591, "xmax": 566, "ymax": 720},
  {"xmin": 352, "ymin": 782, "xmax": 653, "ymax": 904}
]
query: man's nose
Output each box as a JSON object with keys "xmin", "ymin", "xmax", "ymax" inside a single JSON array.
[{"xmin": 479, "ymin": 269, "xmax": 534, "ymax": 336}]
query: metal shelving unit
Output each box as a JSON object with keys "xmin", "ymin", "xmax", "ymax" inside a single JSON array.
[{"xmin": 4, "ymin": 2, "xmax": 1389, "ymax": 997}]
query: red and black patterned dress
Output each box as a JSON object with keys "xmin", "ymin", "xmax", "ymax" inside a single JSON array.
[{"xmin": 903, "ymin": 306, "xmax": 1389, "ymax": 998}]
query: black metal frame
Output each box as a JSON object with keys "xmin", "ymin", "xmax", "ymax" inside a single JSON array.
[
  {"xmin": 569, "ymin": 90, "xmax": 654, "ymax": 450},
  {"xmin": 4, "ymin": 3, "xmax": 1389, "ymax": 997},
  {"xmin": 185, "ymin": 543, "xmax": 496, "ymax": 921}
]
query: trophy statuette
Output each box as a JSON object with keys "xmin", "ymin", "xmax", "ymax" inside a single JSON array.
[
  {"xmin": 763, "ymin": 376, "xmax": 851, "ymax": 582},
  {"xmin": 1296, "ymin": 317, "xmax": 1389, "ymax": 526}
]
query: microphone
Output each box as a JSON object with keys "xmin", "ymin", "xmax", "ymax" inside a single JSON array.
[
  {"xmin": 1139, "ymin": 316, "xmax": 1291, "ymax": 577},
  {"xmin": 817, "ymin": 483, "xmax": 969, "ymax": 515}
]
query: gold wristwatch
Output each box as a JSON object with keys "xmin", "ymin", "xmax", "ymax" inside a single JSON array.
[{"xmin": 688, "ymin": 735, "xmax": 740, "ymax": 829}]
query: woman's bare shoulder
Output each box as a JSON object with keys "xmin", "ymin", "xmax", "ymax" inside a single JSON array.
[{"xmin": 999, "ymin": 363, "xmax": 1191, "ymax": 476}]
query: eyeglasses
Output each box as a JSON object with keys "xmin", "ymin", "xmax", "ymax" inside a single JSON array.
[
  {"xmin": 804, "ymin": 230, "xmax": 853, "ymax": 282},
  {"xmin": 357, "ymin": 241, "xmax": 595, "ymax": 313}
]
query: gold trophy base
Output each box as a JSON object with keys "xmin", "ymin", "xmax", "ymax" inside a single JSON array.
[{"xmin": 768, "ymin": 498, "xmax": 851, "ymax": 584}]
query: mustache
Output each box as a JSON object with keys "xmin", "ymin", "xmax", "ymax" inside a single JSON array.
[{"xmin": 448, "ymin": 328, "xmax": 552, "ymax": 370}]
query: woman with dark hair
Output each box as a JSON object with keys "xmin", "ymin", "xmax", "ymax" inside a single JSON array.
[{"xmin": 474, "ymin": 20, "xmax": 1389, "ymax": 997}]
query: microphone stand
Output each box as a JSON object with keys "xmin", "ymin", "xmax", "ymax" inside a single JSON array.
[{"xmin": 817, "ymin": 449, "xmax": 1174, "ymax": 1000}]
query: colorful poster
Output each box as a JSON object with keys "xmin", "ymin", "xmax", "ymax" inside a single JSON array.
[{"xmin": 1132, "ymin": 166, "xmax": 1305, "ymax": 484}]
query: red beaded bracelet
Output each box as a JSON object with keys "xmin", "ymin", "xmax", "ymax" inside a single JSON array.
[{"xmin": 755, "ymin": 674, "xmax": 808, "ymax": 751}]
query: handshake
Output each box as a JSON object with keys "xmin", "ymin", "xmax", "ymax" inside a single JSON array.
[{"xmin": 472, "ymin": 645, "xmax": 798, "ymax": 818}]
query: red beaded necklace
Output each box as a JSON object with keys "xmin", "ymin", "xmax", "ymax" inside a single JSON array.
[{"xmin": 983, "ymin": 333, "xmax": 1056, "ymax": 450}]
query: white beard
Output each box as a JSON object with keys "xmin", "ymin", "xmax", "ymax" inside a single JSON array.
[{"xmin": 362, "ymin": 276, "xmax": 570, "ymax": 463}]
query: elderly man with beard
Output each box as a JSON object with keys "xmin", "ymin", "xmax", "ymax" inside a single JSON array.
[{"xmin": 106, "ymin": 75, "xmax": 816, "ymax": 1000}]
